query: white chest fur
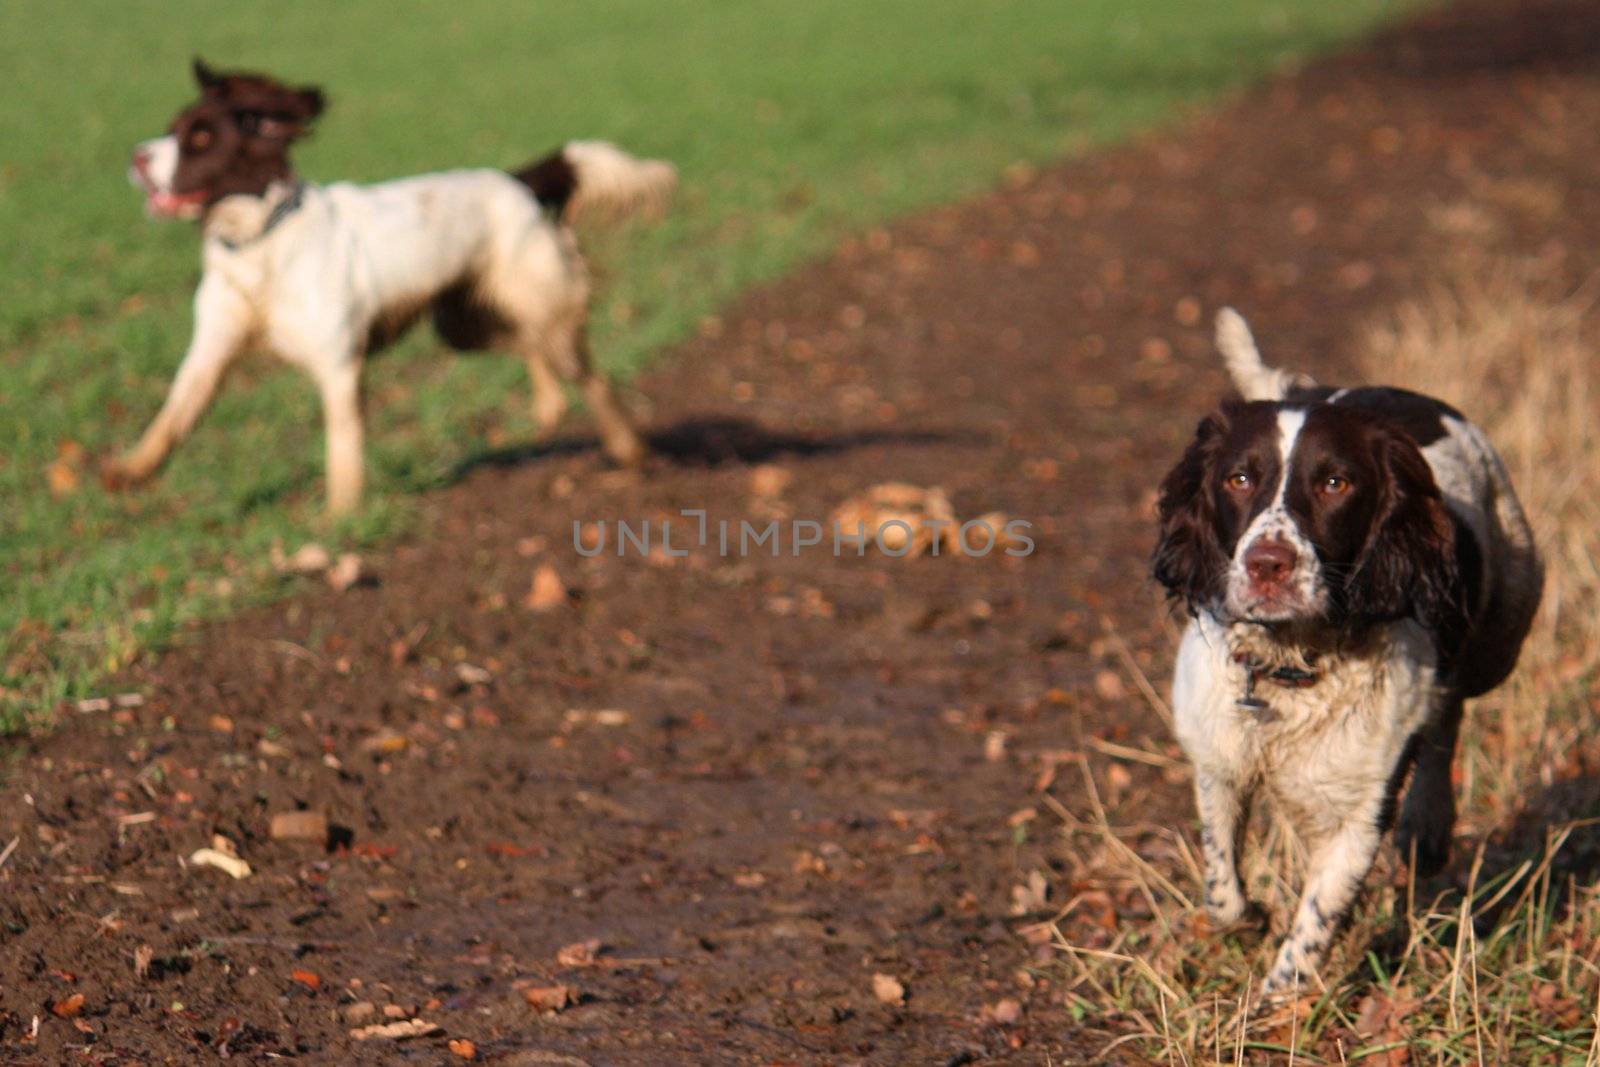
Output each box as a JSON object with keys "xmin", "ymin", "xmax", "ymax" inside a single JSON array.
[{"xmin": 1173, "ymin": 612, "xmax": 1438, "ymax": 839}]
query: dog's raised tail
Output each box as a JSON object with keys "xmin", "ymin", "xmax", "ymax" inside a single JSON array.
[
  {"xmin": 513, "ymin": 141, "xmax": 676, "ymax": 224},
  {"xmin": 1215, "ymin": 307, "xmax": 1315, "ymax": 401}
]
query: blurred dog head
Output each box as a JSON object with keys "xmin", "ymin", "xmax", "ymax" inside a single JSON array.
[{"xmin": 129, "ymin": 58, "xmax": 324, "ymax": 219}]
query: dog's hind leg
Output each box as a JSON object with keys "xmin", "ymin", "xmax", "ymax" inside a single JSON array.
[
  {"xmin": 542, "ymin": 324, "xmax": 645, "ymax": 467},
  {"xmin": 105, "ymin": 277, "xmax": 251, "ymax": 487},
  {"xmin": 1395, "ymin": 693, "xmax": 1464, "ymax": 877}
]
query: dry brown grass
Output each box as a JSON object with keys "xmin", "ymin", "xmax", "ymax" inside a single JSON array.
[{"xmin": 1044, "ymin": 267, "xmax": 1600, "ymax": 1064}]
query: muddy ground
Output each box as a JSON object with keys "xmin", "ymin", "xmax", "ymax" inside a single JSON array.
[{"xmin": 6, "ymin": 0, "xmax": 1600, "ymax": 1062}]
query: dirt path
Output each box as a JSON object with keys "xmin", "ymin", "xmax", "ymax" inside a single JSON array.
[{"xmin": 7, "ymin": 1, "xmax": 1600, "ymax": 1062}]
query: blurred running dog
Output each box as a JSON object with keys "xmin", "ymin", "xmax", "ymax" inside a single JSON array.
[
  {"xmin": 112, "ymin": 59, "xmax": 675, "ymax": 513},
  {"xmin": 1153, "ymin": 310, "xmax": 1541, "ymax": 995}
]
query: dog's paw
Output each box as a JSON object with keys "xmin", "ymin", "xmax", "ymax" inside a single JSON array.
[
  {"xmin": 1258, "ymin": 968, "xmax": 1304, "ymax": 1003},
  {"xmin": 99, "ymin": 457, "xmax": 146, "ymax": 492},
  {"xmin": 604, "ymin": 434, "xmax": 648, "ymax": 469},
  {"xmin": 1216, "ymin": 900, "xmax": 1271, "ymax": 944}
]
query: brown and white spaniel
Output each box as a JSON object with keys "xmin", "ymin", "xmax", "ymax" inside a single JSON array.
[
  {"xmin": 111, "ymin": 59, "xmax": 675, "ymax": 513},
  {"xmin": 1153, "ymin": 310, "xmax": 1542, "ymax": 996}
]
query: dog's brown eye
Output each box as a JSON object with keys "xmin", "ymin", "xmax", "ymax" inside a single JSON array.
[
  {"xmin": 1224, "ymin": 471, "xmax": 1252, "ymax": 492},
  {"xmin": 1320, "ymin": 475, "xmax": 1351, "ymax": 495},
  {"xmin": 189, "ymin": 129, "xmax": 212, "ymax": 150}
]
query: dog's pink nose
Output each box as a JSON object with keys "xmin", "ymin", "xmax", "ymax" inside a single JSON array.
[{"xmin": 1244, "ymin": 539, "xmax": 1297, "ymax": 587}]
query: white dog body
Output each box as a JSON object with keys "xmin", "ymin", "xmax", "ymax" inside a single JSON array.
[{"xmin": 117, "ymin": 60, "xmax": 671, "ymax": 513}]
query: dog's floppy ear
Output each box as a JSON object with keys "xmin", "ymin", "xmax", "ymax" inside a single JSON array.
[
  {"xmin": 193, "ymin": 56, "xmax": 224, "ymax": 95},
  {"xmin": 285, "ymin": 84, "xmax": 325, "ymax": 122},
  {"xmin": 235, "ymin": 82, "xmax": 326, "ymax": 142},
  {"xmin": 1344, "ymin": 426, "xmax": 1467, "ymax": 646},
  {"xmin": 1153, "ymin": 407, "xmax": 1232, "ymax": 611},
  {"xmin": 191, "ymin": 57, "xmax": 326, "ymax": 137}
]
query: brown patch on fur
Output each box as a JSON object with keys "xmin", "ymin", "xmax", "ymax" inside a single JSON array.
[
  {"xmin": 166, "ymin": 59, "xmax": 326, "ymax": 211},
  {"xmin": 512, "ymin": 150, "xmax": 578, "ymax": 217},
  {"xmin": 432, "ymin": 281, "xmax": 517, "ymax": 352}
]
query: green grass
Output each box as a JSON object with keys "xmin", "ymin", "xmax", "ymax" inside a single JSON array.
[{"xmin": 1, "ymin": 0, "xmax": 1416, "ymax": 725}]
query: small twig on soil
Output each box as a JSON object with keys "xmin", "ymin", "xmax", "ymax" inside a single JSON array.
[
  {"xmin": 198, "ymin": 935, "xmax": 343, "ymax": 952},
  {"xmin": 1085, "ymin": 736, "xmax": 1182, "ymax": 770},
  {"xmin": 0, "ymin": 836, "xmax": 19, "ymax": 871},
  {"xmin": 1099, "ymin": 617, "xmax": 1173, "ymax": 728},
  {"xmin": 267, "ymin": 638, "xmax": 325, "ymax": 667}
]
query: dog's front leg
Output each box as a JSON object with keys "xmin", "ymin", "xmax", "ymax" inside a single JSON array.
[
  {"xmin": 523, "ymin": 349, "xmax": 570, "ymax": 437},
  {"xmin": 314, "ymin": 360, "xmax": 365, "ymax": 515},
  {"xmin": 1261, "ymin": 810, "xmax": 1382, "ymax": 997},
  {"xmin": 1194, "ymin": 770, "xmax": 1252, "ymax": 926},
  {"xmin": 105, "ymin": 277, "xmax": 251, "ymax": 487}
]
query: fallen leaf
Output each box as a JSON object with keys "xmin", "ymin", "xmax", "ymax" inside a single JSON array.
[
  {"xmin": 349, "ymin": 1018, "xmax": 440, "ymax": 1041},
  {"xmin": 344, "ymin": 1002, "xmax": 376, "ymax": 1024},
  {"xmin": 1104, "ymin": 762, "xmax": 1133, "ymax": 803},
  {"xmin": 1093, "ymin": 670, "xmax": 1125, "ymax": 700},
  {"xmin": 290, "ymin": 969, "xmax": 321, "ymax": 991},
  {"xmin": 207, "ymin": 714, "xmax": 234, "ymax": 733},
  {"xmin": 984, "ymin": 730, "xmax": 1008, "ymax": 762},
  {"xmin": 525, "ymin": 564, "xmax": 569, "ymax": 611},
  {"xmin": 455, "ymin": 662, "xmax": 492, "ymax": 686},
  {"xmin": 327, "ymin": 553, "xmax": 364, "ymax": 591},
  {"xmin": 524, "ymin": 985, "xmax": 575, "ymax": 1013},
  {"xmin": 189, "ymin": 847, "xmax": 251, "ymax": 880},
  {"xmin": 133, "ymin": 944, "xmax": 154, "ymax": 980},
  {"xmin": 749, "ymin": 465, "xmax": 794, "ymax": 498},
  {"xmin": 1009, "ymin": 869, "xmax": 1050, "ymax": 916},
  {"xmin": 51, "ymin": 994, "xmax": 85, "ymax": 1019},
  {"xmin": 277, "ymin": 542, "xmax": 332, "ymax": 574},
  {"xmin": 269, "ymin": 811, "xmax": 328, "ymax": 843},
  {"xmin": 556, "ymin": 940, "xmax": 602, "ymax": 968},
  {"xmin": 449, "ymin": 1039, "xmax": 478, "ymax": 1060},
  {"xmin": 831, "ymin": 483, "xmax": 956, "ymax": 557},
  {"xmin": 871, "ymin": 973, "xmax": 906, "ymax": 1005},
  {"xmin": 359, "ymin": 729, "xmax": 409, "ymax": 755},
  {"xmin": 982, "ymin": 998, "xmax": 1023, "ymax": 1026},
  {"xmin": 46, "ymin": 460, "xmax": 80, "ymax": 498},
  {"xmin": 564, "ymin": 708, "xmax": 631, "ymax": 727},
  {"xmin": 963, "ymin": 511, "xmax": 1026, "ymax": 553}
]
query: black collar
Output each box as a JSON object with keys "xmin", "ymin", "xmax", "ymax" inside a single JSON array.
[
  {"xmin": 1233, "ymin": 653, "xmax": 1320, "ymax": 721},
  {"xmin": 216, "ymin": 181, "xmax": 307, "ymax": 250}
]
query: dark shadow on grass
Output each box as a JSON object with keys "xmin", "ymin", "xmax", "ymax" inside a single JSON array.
[
  {"xmin": 449, "ymin": 414, "xmax": 986, "ymax": 479},
  {"xmin": 1466, "ymin": 772, "xmax": 1600, "ymax": 931},
  {"xmin": 1343, "ymin": 769, "xmax": 1600, "ymax": 990},
  {"xmin": 1347, "ymin": 0, "xmax": 1600, "ymax": 79}
]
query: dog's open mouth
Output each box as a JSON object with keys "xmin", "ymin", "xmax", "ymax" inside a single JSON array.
[
  {"xmin": 143, "ymin": 187, "xmax": 208, "ymax": 220},
  {"xmin": 129, "ymin": 165, "xmax": 207, "ymax": 220}
]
